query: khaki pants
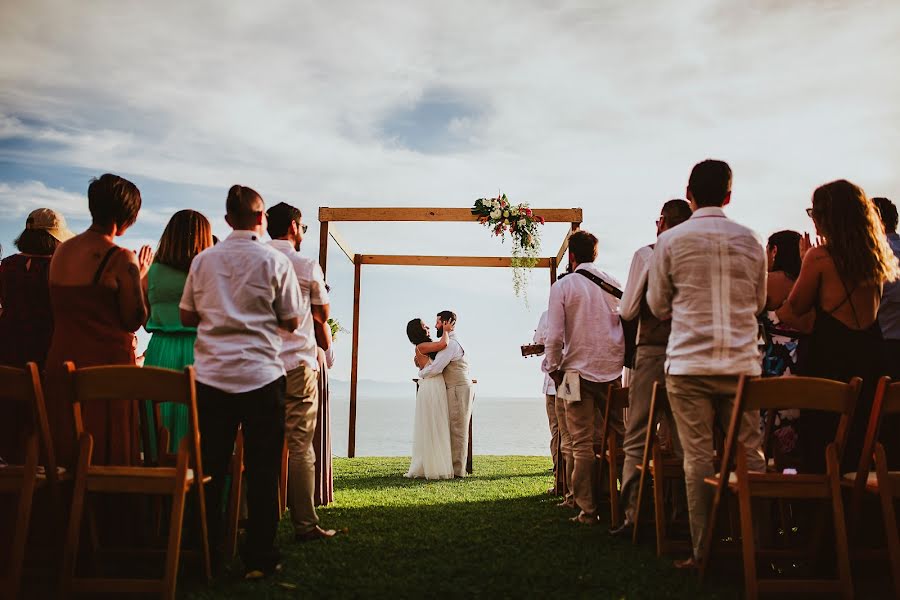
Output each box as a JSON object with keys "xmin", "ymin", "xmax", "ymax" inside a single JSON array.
[
  {"xmin": 620, "ymin": 346, "xmax": 683, "ymax": 523},
  {"xmin": 545, "ymin": 394, "xmax": 560, "ymax": 483},
  {"xmin": 447, "ymin": 383, "xmax": 474, "ymax": 477},
  {"xmin": 285, "ymin": 364, "xmax": 320, "ymax": 535},
  {"xmin": 555, "ymin": 397, "xmax": 575, "ymax": 503},
  {"xmin": 666, "ymin": 374, "xmax": 765, "ymax": 559},
  {"xmin": 565, "ymin": 377, "xmax": 623, "ymax": 516}
]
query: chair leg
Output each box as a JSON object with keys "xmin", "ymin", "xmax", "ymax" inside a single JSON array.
[
  {"xmin": 826, "ymin": 444, "xmax": 853, "ymax": 600},
  {"xmin": 6, "ymin": 436, "xmax": 39, "ymax": 600},
  {"xmin": 225, "ymin": 437, "xmax": 245, "ymax": 561},
  {"xmin": 162, "ymin": 451, "xmax": 190, "ymax": 600},
  {"xmin": 652, "ymin": 446, "xmax": 667, "ymax": 557},
  {"xmin": 278, "ymin": 439, "xmax": 288, "ymax": 517},
  {"xmin": 59, "ymin": 434, "xmax": 92, "ymax": 598},
  {"xmin": 875, "ymin": 445, "xmax": 900, "ymax": 598},
  {"xmin": 736, "ymin": 451, "xmax": 758, "ymax": 600},
  {"xmin": 632, "ymin": 445, "xmax": 652, "ymax": 545}
]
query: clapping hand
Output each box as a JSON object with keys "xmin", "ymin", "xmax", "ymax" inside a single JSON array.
[
  {"xmin": 799, "ymin": 232, "xmax": 821, "ymax": 260},
  {"xmin": 136, "ymin": 245, "xmax": 154, "ymax": 277}
]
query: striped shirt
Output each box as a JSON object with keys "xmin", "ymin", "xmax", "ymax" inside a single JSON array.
[{"xmin": 647, "ymin": 206, "xmax": 767, "ymax": 376}]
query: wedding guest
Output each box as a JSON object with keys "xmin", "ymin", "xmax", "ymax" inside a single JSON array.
[
  {"xmin": 0, "ymin": 209, "xmax": 74, "ymax": 369},
  {"xmin": 777, "ymin": 182, "xmax": 900, "ymax": 473},
  {"xmin": 612, "ymin": 198, "xmax": 691, "ymax": 537},
  {"xmin": 648, "ymin": 159, "xmax": 767, "ymax": 568},
  {"xmin": 533, "ymin": 308, "xmax": 562, "ymax": 496},
  {"xmin": 180, "ymin": 184, "xmax": 301, "ymax": 578},
  {"xmin": 759, "ymin": 230, "xmax": 809, "ymax": 469},
  {"xmin": 0, "ymin": 209, "xmax": 74, "ymax": 465},
  {"xmin": 266, "ymin": 202, "xmax": 337, "ymax": 542},
  {"xmin": 544, "ymin": 230, "xmax": 625, "ymax": 525},
  {"xmin": 142, "ymin": 210, "xmax": 214, "ymax": 452},
  {"xmin": 873, "ymin": 197, "xmax": 900, "ymax": 378},
  {"xmin": 45, "ymin": 174, "xmax": 153, "ymax": 468}
]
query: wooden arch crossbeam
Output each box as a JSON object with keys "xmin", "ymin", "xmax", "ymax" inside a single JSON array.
[{"xmin": 317, "ymin": 206, "xmax": 583, "ymax": 457}]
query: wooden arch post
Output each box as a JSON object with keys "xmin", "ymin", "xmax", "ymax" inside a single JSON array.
[{"xmin": 318, "ymin": 207, "xmax": 583, "ymax": 458}]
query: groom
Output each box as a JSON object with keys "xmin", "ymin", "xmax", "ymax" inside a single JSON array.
[{"xmin": 415, "ymin": 310, "xmax": 473, "ymax": 477}]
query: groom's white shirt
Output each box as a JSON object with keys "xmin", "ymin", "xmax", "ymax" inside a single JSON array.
[{"xmin": 418, "ymin": 331, "xmax": 464, "ymax": 379}]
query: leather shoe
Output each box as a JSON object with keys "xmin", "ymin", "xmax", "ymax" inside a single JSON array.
[
  {"xmin": 295, "ymin": 526, "xmax": 338, "ymax": 542},
  {"xmin": 608, "ymin": 521, "xmax": 634, "ymax": 538},
  {"xmin": 673, "ymin": 556, "xmax": 698, "ymax": 570}
]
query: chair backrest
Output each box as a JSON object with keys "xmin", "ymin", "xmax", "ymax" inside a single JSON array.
[
  {"xmin": 64, "ymin": 363, "xmax": 203, "ymax": 475},
  {"xmin": 850, "ymin": 377, "xmax": 900, "ymax": 507},
  {"xmin": 0, "ymin": 363, "xmax": 58, "ymax": 487},
  {"xmin": 720, "ymin": 375, "xmax": 861, "ymax": 478}
]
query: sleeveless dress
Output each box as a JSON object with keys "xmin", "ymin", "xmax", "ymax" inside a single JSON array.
[
  {"xmin": 0, "ymin": 254, "xmax": 53, "ymax": 464},
  {"xmin": 143, "ymin": 263, "xmax": 196, "ymax": 453},
  {"xmin": 406, "ymin": 351, "xmax": 454, "ymax": 480},
  {"xmin": 44, "ymin": 247, "xmax": 139, "ymax": 469},
  {"xmin": 796, "ymin": 279, "xmax": 884, "ymax": 474}
]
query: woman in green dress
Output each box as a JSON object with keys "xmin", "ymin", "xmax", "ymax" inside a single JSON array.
[{"xmin": 143, "ymin": 209, "xmax": 214, "ymax": 452}]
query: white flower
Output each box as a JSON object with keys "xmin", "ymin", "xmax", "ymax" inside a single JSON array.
[
  {"xmin": 490, "ymin": 209, "xmax": 501, "ymax": 219},
  {"xmin": 510, "ymin": 207, "xmax": 519, "ymax": 216}
]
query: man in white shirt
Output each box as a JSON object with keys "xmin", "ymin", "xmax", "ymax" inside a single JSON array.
[
  {"xmin": 266, "ymin": 202, "xmax": 337, "ymax": 543},
  {"xmin": 533, "ymin": 309, "xmax": 563, "ymax": 496},
  {"xmin": 647, "ymin": 160, "xmax": 767, "ymax": 568},
  {"xmin": 180, "ymin": 185, "xmax": 301, "ymax": 578},
  {"xmin": 415, "ymin": 311, "xmax": 473, "ymax": 477},
  {"xmin": 611, "ymin": 199, "xmax": 692, "ymax": 537},
  {"xmin": 544, "ymin": 230, "xmax": 625, "ymax": 524}
]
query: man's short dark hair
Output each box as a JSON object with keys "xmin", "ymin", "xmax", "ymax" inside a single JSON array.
[
  {"xmin": 266, "ymin": 202, "xmax": 302, "ymax": 239},
  {"xmin": 437, "ymin": 310, "xmax": 457, "ymax": 324},
  {"xmin": 661, "ymin": 199, "xmax": 692, "ymax": 227},
  {"xmin": 226, "ymin": 184, "xmax": 264, "ymax": 229},
  {"xmin": 88, "ymin": 173, "xmax": 142, "ymax": 228},
  {"xmin": 873, "ymin": 197, "xmax": 898, "ymax": 233},
  {"xmin": 688, "ymin": 160, "xmax": 732, "ymax": 208},
  {"xmin": 568, "ymin": 230, "xmax": 598, "ymax": 264}
]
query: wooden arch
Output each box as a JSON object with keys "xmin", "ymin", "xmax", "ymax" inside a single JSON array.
[{"xmin": 318, "ymin": 206, "xmax": 583, "ymax": 457}]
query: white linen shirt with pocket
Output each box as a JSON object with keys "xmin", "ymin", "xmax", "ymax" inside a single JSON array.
[{"xmin": 180, "ymin": 230, "xmax": 302, "ymax": 393}]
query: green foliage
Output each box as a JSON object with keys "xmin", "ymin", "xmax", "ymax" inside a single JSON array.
[{"xmin": 181, "ymin": 457, "xmax": 738, "ymax": 599}]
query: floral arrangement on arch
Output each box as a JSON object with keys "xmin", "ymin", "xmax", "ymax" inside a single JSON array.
[
  {"xmin": 471, "ymin": 193, "xmax": 545, "ymax": 300},
  {"xmin": 327, "ymin": 317, "xmax": 349, "ymax": 342}
]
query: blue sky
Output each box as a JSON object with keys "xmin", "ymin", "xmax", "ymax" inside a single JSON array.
[{"xmin": 1, "ymin": 1, "xmax": 899, "ymax": 396}]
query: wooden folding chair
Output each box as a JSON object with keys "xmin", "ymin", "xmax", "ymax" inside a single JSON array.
[
  {"xmin": 59, "ymin": 364, "xmax": 211, "ymax": 600},
  {"xmin": 595, "ymin": 384, "xmax": 629, "ymax": 527},
  {"xmin": 699, "ymin": 375, "xmax": 861, "ymax": 600},
  {"xmin": 631, "ymin": 382, "xmax": 691, "ymax": 556},
  {"xmin": 842, "ymin": 376, "xmax": 900, "ymax": 596},
  {"xmin": 0, "ymin": 363, "xmax": 64, "ymax": 600}
]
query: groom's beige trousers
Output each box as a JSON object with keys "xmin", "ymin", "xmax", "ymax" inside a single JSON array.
[{"xmin": 446, "ymin": 383, "xmax": 474, "ymax": 476}]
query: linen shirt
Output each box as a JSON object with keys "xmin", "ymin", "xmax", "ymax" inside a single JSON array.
[
  {"xmin": 180, "ymin": 230, "xmax": 302, "ymax": 393},
  {"xmin": 542, "ymin": 262, "xmax": 625, "ymax": 384},
  {"xmin": 418, "ymin": 332, "xmax": 464, "ymax": 379},
  {"xmin": 619, "ymin": 245, "xmax": 654, "ymax": 322},
  {"xmin": 878, "ymin": 233, "xmax": 900, "ymax": 341},
  {"xmin": 533, "ymin": 311, "xmax": 556, "ymax": 395},
  {"xmin": 647, "ymin": 206, "xmax": 766, "ymax": 376},
  {"xmin": 268, "ymin": 240, "xmax": 330, "ymax": 372}
]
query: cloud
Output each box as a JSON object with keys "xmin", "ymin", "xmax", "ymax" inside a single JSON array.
[{"xmin": 0, "ymin": 180, "xmax": 89, "ymax": 220}]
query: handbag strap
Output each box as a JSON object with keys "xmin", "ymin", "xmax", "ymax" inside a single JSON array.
[{"xmin": 575, "ymin": 269, "xmax": 623, "ymax": 299}]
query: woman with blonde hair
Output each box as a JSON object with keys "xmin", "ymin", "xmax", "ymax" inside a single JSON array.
[
  {"xmin": 143, "ymin": 209, "xmax": 214, "ymax": 451},
  {"xmin": 778, "ymin": 179, "xmax": 900, "ymax": 472}
]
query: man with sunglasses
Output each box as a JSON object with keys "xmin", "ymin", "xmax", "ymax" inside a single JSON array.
[{"xmin": 267, "ymin": 202, "xmax": 337, "ymax": 543}]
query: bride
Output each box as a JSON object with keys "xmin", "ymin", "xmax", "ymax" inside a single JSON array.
[{"xmin": 404, "ymin": 318, "xmax": 455, "ymax": 480}]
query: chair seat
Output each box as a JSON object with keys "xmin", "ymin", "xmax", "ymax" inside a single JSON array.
[
  {"xmin": 85, "ymin": 466, "xmax": 209, "ymax": 494},
  {"xmin": 635, "ymin": 457, "xmax": 684, "ymax": 475},
  {"xmin": 842, "ymin": 470, "xmax": 900, "ymax": 493},
  {"xmin": 704, "ymin": 472, "xmax": 832, "ymax": 498}
]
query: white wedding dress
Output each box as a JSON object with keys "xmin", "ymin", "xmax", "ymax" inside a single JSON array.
[{"xmin": 405, "ymin": 369, "xmax": 454, "ymax": 480}]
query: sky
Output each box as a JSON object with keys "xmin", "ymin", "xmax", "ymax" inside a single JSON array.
[{"xmin": 1, "ymin": 1, "xmax": 899, "ymax": 397}]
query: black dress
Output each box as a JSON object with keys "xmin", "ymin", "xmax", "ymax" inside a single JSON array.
[{"xmin": 797, "ymin": 281, "xmax": 883, "ymax": 474}]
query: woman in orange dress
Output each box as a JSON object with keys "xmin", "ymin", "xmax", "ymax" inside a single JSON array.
[{"xmin": 45, "ymin": 174, "xmax": 153, "ymax": 469}]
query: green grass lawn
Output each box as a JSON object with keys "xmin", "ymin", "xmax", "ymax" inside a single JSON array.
[{"xmin": 183, "ymin": 456, "xmax": 739, "ymax": 599}]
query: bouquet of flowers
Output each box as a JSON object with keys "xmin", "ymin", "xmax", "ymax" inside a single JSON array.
[
  {"xmin": 327, "ymin": 318, "xmax": 348, "ymax": 342},
  {"xmin": 472, "ymin": 193, "xmax": 544, "ymax": 300}
]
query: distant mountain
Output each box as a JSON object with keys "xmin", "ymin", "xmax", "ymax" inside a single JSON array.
[{"xmin": 329, "ymin": 378, "xmax": 416, "ymax": 398}]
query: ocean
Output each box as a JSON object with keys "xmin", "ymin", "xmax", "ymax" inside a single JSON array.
[{"xmin": 329, "ymin": 394, "xmax": 551, "ymax": 457}]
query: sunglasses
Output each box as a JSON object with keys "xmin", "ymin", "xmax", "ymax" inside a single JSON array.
[
  {"xmin": 300, "ymin": 223, "xmax": 308, "ymax": 234},
  {"xmin": 806, "ymin": 208, "xmax": 814, "ymax": 218}
]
